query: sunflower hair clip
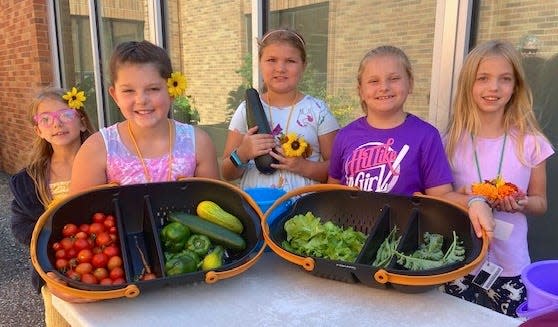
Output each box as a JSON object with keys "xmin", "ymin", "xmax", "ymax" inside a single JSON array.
[
  {"xmin": 167, "ymin": 72, "xmax": 187, "ymax": 97},
  {"xmin": 280, "ymin": 133, "xmax": 312, "ymax": 158},
  {"xmin": 62, "ymin": 87, "xmax": 86, "ymax": 110}
]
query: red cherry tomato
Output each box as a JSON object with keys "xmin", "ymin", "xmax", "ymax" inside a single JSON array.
[
  {"xmin": 89, "ymin": 222, "xmax": 105, "ymax": 235},
  {"xmin": 109, "ymin": 267, "xmax": 124, "ymax": 280},
  {"xmin": 65, "ymin": 248, "xmax": 77, "ymax": 260},
  {"xmin": 73, "ymin": 238, "xmax": 91, "ymax": 251},
  {"xmin": 103, "ymin": 244, "xmax": 120, "ymax": 258},
  {"xmin": 79, "ymin": 224, "xmax": 90, "ymax": 233},
  {"xmin": 55, "ymin": 249, "xmax": 66, "ymax": 259},
  {"xmin": 99, "ymin": 278, "xmax": 113, "ymax": 285},
  {"xmin": 92, "ymin": 267, "xmax": 109, "ymax": 281},
  {"xmin": 77, "ymin": 249, "xmax": 93, "ymax": 263},
  {"xmin": 91, "ymin": 253, "xmax": 109, "ymax": 269},
  {"xmin": 107, "ymin": 256, "xmax": 123, "ymax": 271},
  {"xmin": 81, "ymin": 273, "xmax": 98, "ymax": 285},
  {"xmin": 62, "ymin": 223, "xmax": 78, "ymax": 237},
  {"xmin": 60, "ymin": 237, "xmax": 74, "ymax": 250},
  {"xmin": 55, "ymin": 258, "xmax": 68, "ymax": 271},
  {"xmin": 95, "ymin": 232, "xmax": 112, "ymax": 247},
  {"xmin": 75, "ymin": 262, "xmax": 93, "ymax": 275},
  {"xmin": 75, "ymin": 231, "xmax": 88, "ymax": 240},
  {"xmin": 52, "ymin": 242, "xmax": 62, "ymax": 251},
  {"xmin": 92, "ymin": 212, "xmax": 106, "ymax": 223}
]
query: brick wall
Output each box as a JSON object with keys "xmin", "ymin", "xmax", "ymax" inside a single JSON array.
[{"xmin": 0, "ymin": 0, "xmax": 53, "ymax": 174}]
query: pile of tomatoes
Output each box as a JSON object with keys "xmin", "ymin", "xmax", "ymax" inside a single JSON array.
[{"xmin": 51, "ymin": 212, "xmax": 125, "ymax": 285}]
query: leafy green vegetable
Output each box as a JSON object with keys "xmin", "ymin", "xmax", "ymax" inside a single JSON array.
[
  {"xmin": 395, "ymin": 231, "xmax": 465, "ymax": 271},
  {"xmin": 372, "ymin": 226, "xmax": 401, "ymax": 268},
  {"xmin": 282, "ymin": 212, "xmax": 367, "ymax": 262}
]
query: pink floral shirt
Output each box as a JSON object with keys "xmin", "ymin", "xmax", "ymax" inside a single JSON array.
[{"xmin": 100, "ymin": 121, "xmax": 196, "ymax": 185}]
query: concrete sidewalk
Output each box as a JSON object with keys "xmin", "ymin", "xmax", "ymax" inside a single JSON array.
[{"xmin": 0, "ymin": 171, "xmax": 45, "ymax": 327}]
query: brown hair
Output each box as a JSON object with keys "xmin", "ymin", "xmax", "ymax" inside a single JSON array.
[
  {"xmin": 356, "ymin": 45, "xmax": 414, "ymax": 114},
  {"xmin": 26, "ymin": 87, "xmax": 95, "ymax": 206},
  {"xmin": 445, "ymin": 40, "xmax": 549, "ymax": 166},
  {"xmin": 109, "ymin": 40, "xmax": 172, "ymax": 85},
  {"xmin": 258, "ymin": 28, "xmax": 307, "ymax": 64}
]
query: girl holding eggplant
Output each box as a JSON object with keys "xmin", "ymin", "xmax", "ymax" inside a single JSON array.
[{"xmin": 222, "ymin": 28, "xmax": 339, "ymax": 192}]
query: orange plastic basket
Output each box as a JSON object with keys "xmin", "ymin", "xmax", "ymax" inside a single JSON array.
[
  {"xmin": 262, "ymin": 184, "xmax": 488, "ymax": 293},
  {"xmin": 30, "ymin": 178, "xmax": 265, "ymax": 301}
]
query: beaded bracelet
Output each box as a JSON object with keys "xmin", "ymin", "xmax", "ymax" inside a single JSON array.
[{"xmin": 467, "ymin": 196, "xmax": 487, "ymax": 208}]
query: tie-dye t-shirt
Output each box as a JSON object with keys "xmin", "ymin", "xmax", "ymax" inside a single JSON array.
[
  {"xmin": 329, "ymin": 114, "xmax": 453, "ymax": 196},
  {"xmin": 100, "ymin": 121, "xmax": 196, "ymax": 185}
]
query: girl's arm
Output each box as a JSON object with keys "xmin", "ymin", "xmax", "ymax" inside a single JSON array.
[
  {"xmin": 194, "ymin": 127, "xmax": 219, "ymax": 179},
  {"xmin": 270, "ymin": 130, "xmax": 338, "ymax": 183},
  {"xmin": 69, "ymin": 133, "xmax": 108, "ymax": 194},
  {"xmin": 428, "ymin": 184, "xmax": 495, "ymax": 239}
]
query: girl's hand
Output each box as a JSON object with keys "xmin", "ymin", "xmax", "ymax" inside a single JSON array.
[
  {"xmin": 269, "ymin": 147, "xmax": 305, "ymax": 174},
  {"xmin": 238, "ymin": 126, "xmax": 276, "ymax": 161},
  {"xmin": 494, "ymin": 195, "xmax": 528, "ymax": 213},
  {"xmin": 467, "ymin": 200, "xmax": 496, "ymax": 241}
]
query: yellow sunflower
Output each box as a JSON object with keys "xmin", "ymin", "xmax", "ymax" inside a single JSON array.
[
  {"xmin": 281, "ymin": 133, "xmax": 311, "ymax": 158},
  {"xmin": 62, "ymin": 87, "xmax": 86, "ymax": 109},
  {"xmin": 167, "ymin": 72, "xmax": 187, "ymax": 97}
]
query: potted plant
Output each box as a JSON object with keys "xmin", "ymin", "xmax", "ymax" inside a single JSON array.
[{"xmin": 172, "ymin": 94, "xmax": 200, "ymax": 125}]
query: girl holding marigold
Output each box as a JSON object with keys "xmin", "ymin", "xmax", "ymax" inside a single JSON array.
[
  {"xmin": 443, "ymin": 40, "xmax": 554, "ymax": 317},
  {"xmin": 222, "ymin": 28, "xmax": 339, "ymax": 192},
  {"xmin": 70, "ymin": 40, "xmax": 219, "ymax": 193},
  {"xmin": 9, "ymin": 86, "xmax": 95, "ymax": 326}
]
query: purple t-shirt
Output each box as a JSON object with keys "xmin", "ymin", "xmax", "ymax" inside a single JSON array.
[{"xmin": 329, "ymin": 114, "xmax": 453, "ymax": 196}]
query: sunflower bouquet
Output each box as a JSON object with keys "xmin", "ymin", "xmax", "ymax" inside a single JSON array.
[
  {"xmin": 279, "ymin": 133, "xmax": 312, "ymax": 158},
  {"xmin": 471, "ymin": 175, "xmax": 524, "ymax": 202}
]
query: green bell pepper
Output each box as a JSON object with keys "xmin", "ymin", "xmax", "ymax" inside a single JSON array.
[
  {"xmin": 186, "ymin": 234, "xmax": 212, "ymax": 257},
  {"xmin": 164, "ymin": 254, "xmax": 198, "ymax": 276},
  {"xmin": 161, "ymin": 221, "xmax": 190, "ymax": 253}
]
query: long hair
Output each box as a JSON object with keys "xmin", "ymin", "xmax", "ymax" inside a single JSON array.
[
  {"xmin": 26, "ymin": 87, "xmax": 95, "ymax": 207},
  {"xmin": 356, "ymin": 45, "xmax": 414, "ymax": 114},
  {"xmin": 445, "ymin": 40, "xmax": 549, "ymax": 166}
]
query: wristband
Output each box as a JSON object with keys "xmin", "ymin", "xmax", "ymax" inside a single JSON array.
[
  {"xmin": 467, "ymin": 196, "xmax": 487, "ymax": 208},
  {"xmin": 229, "ymin": 149, "xmax": 247, "ymax": 168}
]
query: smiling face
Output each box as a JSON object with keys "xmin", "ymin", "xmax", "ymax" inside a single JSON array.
[
  {"xmin": 109, "ymin": 62, "xmax": 171, "ymax": 129},
  {"xmin": 472, "ymin": 55, "xmax": 515, "ymax": 117},
  {"xmin": 259, "ymin": 42, "xmax": 305, "ymax": 95},
  {"xmin": 358, "ymin": 55, "xmax": 413, "ymax": 118},
  {"xmin": 34, "ymin": 98, "xmax": 85, "ymax": 147}
]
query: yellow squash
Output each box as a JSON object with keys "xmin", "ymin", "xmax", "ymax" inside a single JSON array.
[{"xmin": 196, "ymin": 200, "xmax": 244, "ymax": 234}]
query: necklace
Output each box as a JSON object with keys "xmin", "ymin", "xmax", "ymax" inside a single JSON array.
[
  {"xmin": 266, "ymin": 92, "xmax": 298, "ymax": 188},
  {"xmin": 471, "ymin": 133, "xmax": 507, "ymax": 182},
  {"xmin": 128, "ymin": 119, "xmax": 174, "ymax": 182},
  {"xmin": 266, "ymin": 92, "xmax": 298, "ymax": 135}
]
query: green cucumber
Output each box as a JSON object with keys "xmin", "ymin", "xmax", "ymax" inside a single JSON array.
[{"xmin": 168, "ymin": 212, "xmax": 246, "ymax": 251}]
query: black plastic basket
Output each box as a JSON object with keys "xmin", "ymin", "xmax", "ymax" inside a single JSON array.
[
  {"xmin": 31, "ymin": 178, "xmax": 265, "ymax": 301},
  {"xmin": 262, "ymin": 184, "xmax": 488, "ymax": 293}
]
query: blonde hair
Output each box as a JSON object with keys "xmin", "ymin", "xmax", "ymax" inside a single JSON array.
[
  {"xmin": 26, "ymin": 87, "xmax": 95, "ymax": 207},
  {"xmin": 445, "ymin": 40, "xmax": 549, "ymax": 166},
  {"xmin": 356, "ymin": 45, "xmax": 414, "ymax": 114}
]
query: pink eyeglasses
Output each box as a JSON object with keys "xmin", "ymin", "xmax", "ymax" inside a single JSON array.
[{"xmin": 34, "ymin": 108, "xmax": 79, "ymax": 127}]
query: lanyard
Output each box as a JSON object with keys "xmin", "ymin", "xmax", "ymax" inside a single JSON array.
[{"xmin": 471, "ymin": 133, "xmax": 507, "ymax": 182}]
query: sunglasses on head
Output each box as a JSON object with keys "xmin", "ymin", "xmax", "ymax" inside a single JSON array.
[{"xmin": 34, "ymin": 108, "xmax": 80, "ymax": 127}]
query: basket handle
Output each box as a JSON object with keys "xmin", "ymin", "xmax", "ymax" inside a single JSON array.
[
  {"xmin": 261, "ymin": 183, "xmax": 358, "ymax": 271},
  {"xmin": 30, "ymin": 183, "xmax": 140, "ymax": 301}
]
